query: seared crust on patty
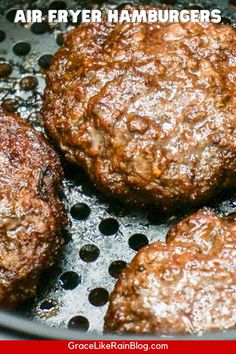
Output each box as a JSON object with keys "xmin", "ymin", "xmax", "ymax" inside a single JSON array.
[
  {"xmin": 0, "ymin": 109, "xmax": 66, "ymax": 306},
  {"xmin": 43, "ymin": 6, "xmax": 236, "ymax": 212},
  {"xmin": 104, "ymin": 209, "xmax": 236, "ymax": 335}
]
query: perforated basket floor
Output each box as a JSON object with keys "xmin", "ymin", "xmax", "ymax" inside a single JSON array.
[{"xmin": 0, "ymin": 0, "xmax": 236, "ymax": 336}]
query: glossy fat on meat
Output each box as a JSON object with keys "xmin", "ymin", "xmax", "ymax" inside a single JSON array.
[
  {"xmin": 43, "ymin": 5, "xmax": 236, "ymax": 212},
  {"xmin": 0, "ymin": 109, "xmax": 66, "ymax": 306},
  {"xmin": 104, "ymin": 209, "xmax": 236, "ymax": 335}
]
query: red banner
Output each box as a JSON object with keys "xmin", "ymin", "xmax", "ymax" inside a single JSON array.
[{"xmin": 0, "ymin": 340, "xmax": 236, "ymax": 354}]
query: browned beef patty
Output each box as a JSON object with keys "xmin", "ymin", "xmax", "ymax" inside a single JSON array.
[
  {"xmin": 104, "ymin": 209, "xmax": 236, "ymax": 335},
  {"xmin": 42, "ymin": 6, "xmax": 236, "ymax": 212},
  {"xmin": 0, "ymin": 109, "xmax": 66, "ymax": 306}
]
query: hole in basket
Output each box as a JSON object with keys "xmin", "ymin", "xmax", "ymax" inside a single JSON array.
[
  {"xmin": 0, "ymin": 63, "xmax": 12, "ymax": 78},
  {"xmin": 6, "ymin": 9, "xmax": 17, "ymax": 23},
  {"xmin": 61, "ymin": 228, "xmax": 72, "ymax": 244},
  {"xmin": 109, "ymin": 260, "xmax": 127, "ymax": 279},
  {"xmin": 99, "ymin": 218, "xmax": 119, "ymax": 236},
  {"xmin": 27, "ymin": 111, "xmax": 41, "ymax": 127},
  {"xmin": 0, "ymin": 30, "xmax": 6, "ymax": 42},
  {"xmin": 187, "ymin": 4, "xmax": 204, "ymax": 10},
  {"xmin": 1, "ymin": 98, "xmax": 19, "ymax": 112},
  {"xmin": 38, "ymin": 54, "xmax": 53, "ymax": 69},
  {"xmin": 63, "ymin": 163, "xmax": 88, "ymax": 185},
  {"xmin": 31, "ymin": 22, "xmax": 50, "ymax": 35},
  {"xmin": 68, "ymin": 316, "xmax": 89, "ymax": 332},
  {"xmin": 59, "ymin": 271, "xmax": 81, "ymax": 290},
  {"xmin": 56, "ymin": 33, "xmax": 64, "ymax": 46},
  {"xmin": 70, "ymin": 203, "xmax": 90, "ymax": 220},
  {"xmin": 128, "ymin": 233, "xmax": 149, "ymax": 251},
  {"xmin": 81, "ymin": 182, "xmax": 97, "ymax": 197},
  {"xmin": 88, "ymin": 288, "xmax": 109, "ymax": 307},
  {"xmin": 221, "ymin": 17, "xmax": 231, "ymax": 24},
  {"xmin": 160, "ymin": 0, "xmax": 176, "ymax": 5},
  {"xmin": 147, "ymin": 206, "xmax": 166, "ymax": 225},
  {"xmin": 107, "ymin": 198, "xmax": 126, "ymax": 216},
  {"xmin": 79, "ymin": 244, "xmax": 100, "ymax": 262},
  {"xmin": 20, "ymin": 76, "xmax": 38, "ymax": 91},
  {"xmin": 13, "ymin": 42, "xmax": 31, "ymax": 56},
  {"xmin": 49, "ymin": 1, "xmax": 67, "ymax": 10},
  {"xmin": 40, "ymin": 299, "xmax": 57, "ymax": 311}
]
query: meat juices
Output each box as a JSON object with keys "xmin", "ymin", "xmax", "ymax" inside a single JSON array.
[
  {"xmin": 104, "ymin": 209, "xmax": 236, "ymax": 335},
  {"xmin": 0, "ymin": 109, "xmax": 66, "ymax": 306},
  {"xmin": 43, "ymin": 6, "xmax": 236, "ymax": 212}
]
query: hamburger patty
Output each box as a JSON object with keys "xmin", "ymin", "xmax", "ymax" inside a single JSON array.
[
  {"xmin": 0, "ymin": 109, "xmax": 65, "ymax": 306},
  {"xmin": 104, "ymin": 209, "xmax": 236, "ymax": 335},
  {"xmin": 43, "ymin": 6, "xmax": 236, "ymax": 211}
]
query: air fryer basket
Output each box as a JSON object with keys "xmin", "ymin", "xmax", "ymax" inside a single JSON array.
[{"xmin": 0, "ymin": 0, "xmax": 236, "ymax": 340}]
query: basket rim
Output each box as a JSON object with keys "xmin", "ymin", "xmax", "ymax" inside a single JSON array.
[{"xmin": 0, "ymin": 309, "xmax": 236, "ymax": 340}]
